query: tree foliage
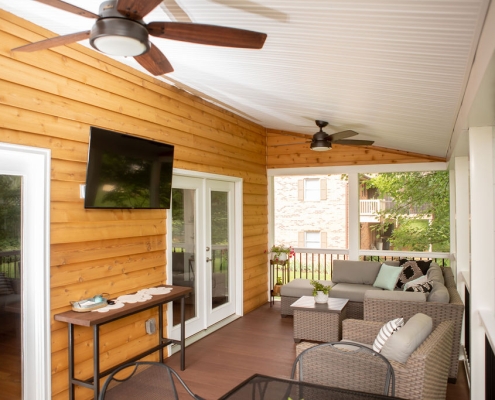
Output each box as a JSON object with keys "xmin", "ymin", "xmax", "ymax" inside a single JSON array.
[
  {"xmin": 0, "ymin": 175, "xmax": 21, "ymax": 250},
  {"xmin": 364, "ymin": 171, "xmax": 450, "ymax": 252}
]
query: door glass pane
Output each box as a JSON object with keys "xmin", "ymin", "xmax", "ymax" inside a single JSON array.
[
  {"xmin": 211, "ymin": 191, "xmax": 229, "ymax": 309},
  {"xmin": 171, "ymin": 188, "xmax": 197, "ymax": 326},
  {"xmin": 0, "ymin": 175, "xmax": 22, "ymax": 400}
]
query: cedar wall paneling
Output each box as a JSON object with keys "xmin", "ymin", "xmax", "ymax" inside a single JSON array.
[
  {"xmin": 266, "ymin": 129, "xmax": 446, "ymax": 167},
  {"xmin": 0, "ymin": 11, "xmax": 268, "ymax": 399}
]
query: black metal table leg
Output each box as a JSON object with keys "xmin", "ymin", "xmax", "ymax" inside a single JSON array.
[
  {"xmin": 93, "ymin": 325, "xmax": 100, "ymax": 399},
  {"xmin": 68, "ymin": 323, "xmax": 75, "ymax": 400},
  {"xmin": 181, "ymin": 296, "xmax": 185, "ymax": 370}
]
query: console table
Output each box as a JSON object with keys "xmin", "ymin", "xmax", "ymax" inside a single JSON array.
[{"xmin": 54, "ymin": 285, "xmax": 192, "ymax": 400}]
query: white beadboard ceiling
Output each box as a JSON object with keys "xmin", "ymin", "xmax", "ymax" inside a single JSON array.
[{"xmin": 0, "ymin": 0, "xmax": 492, "ymax": 158}]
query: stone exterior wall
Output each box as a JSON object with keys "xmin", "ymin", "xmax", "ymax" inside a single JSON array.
[{"xmin": 273, "ymin": 175, "xmax": 348, "ymax": 248}]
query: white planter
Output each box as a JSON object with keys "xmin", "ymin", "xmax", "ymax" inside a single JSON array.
[
  {"xmin": 376, "ymin": 241, "xmax": 383, "ymax": 250},
  {"xmin": 278, "ymin": 252, "xmax": 288, "ymax": 261},
  {"xmin": 314, "ymin": 291, "xmax": 329, "ymax": 304}
]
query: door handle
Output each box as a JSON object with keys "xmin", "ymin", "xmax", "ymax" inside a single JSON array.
[{"xmin": 206, "ymin": 257, "xmax": 212, "ymax": 262}]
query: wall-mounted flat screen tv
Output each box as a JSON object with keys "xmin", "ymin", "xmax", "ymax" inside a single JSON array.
[{"xmin": 84, "ymin": 127, "xmax": 174, "ymax": 209}]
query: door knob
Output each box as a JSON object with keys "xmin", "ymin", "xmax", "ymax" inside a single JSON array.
[{"xmin": 206, "ymin": 257, "xmax": 212, "ymax": 262}]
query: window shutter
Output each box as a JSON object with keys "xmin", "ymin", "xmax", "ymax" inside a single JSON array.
[
  {"xmin": 320, "ymin": 178, "xmax": 327, "ymax": 200},
  {"xmin": 321, "ymin": 232, "xmax": 328, "ymax": 248},
  {"xmin": 298, "ymin": 180, "xmax": 304, "ymax": 201},
  {"xmin": 298, "ymin": 231, "xmax": 305, "ymax": 247}
]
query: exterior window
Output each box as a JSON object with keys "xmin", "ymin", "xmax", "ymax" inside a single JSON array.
[
  {"xmin": 304, "ymin": 178, "xmax": 320, "ymax": 201},
  {"xmin": 305, "ymin": 231, "xmax": 321, "ymax": 248}
]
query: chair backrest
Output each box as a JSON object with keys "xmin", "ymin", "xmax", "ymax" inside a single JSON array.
[
  {"xmin": 291, "ymin": 342, "xmax": 395, "ymax": 396},
  {"xmin": 99, "ymin": 361, "xmax": 202, "ymax": 400}
]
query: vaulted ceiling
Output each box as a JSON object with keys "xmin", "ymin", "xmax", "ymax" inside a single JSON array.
[{"xmin": 1, "ymin": 0, "xmax": 493, "ymax": 159}]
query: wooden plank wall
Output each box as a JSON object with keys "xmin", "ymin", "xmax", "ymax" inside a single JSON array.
[
  {"xmin": 266, "ymin": 129, "xmax": 446, "ymax": 167},
  {"xmin": 0, "ymin": 11, "xmax": 268, "ymax": 399}
]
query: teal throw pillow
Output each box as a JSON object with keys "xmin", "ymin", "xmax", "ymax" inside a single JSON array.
[{"xmin": 373, "ymin": 263, "xmax": 403, "ymax": 291}]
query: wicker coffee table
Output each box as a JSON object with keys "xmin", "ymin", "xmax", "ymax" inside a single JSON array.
[{"xmin": 290, "ymin": 296, "xmax": 349, "ymax": 343}]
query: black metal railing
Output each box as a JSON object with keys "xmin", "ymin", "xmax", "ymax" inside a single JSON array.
[{"xmin": 271, "ymin": 248, "xmax": 451, "ymax": 285}]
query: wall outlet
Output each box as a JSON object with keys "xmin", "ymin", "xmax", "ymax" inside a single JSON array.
[{"xmin": 145, "ymin": 318, "xmax": 156, "ymax": 335}]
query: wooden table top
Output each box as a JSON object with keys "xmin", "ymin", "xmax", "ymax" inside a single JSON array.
[
  {"xmin": 54, "ymin": 285, "xmax": 192, "ymax": 327},
  {"xmin": 290, "ymin": 295, "xmax": 349, "ymax": 313}
]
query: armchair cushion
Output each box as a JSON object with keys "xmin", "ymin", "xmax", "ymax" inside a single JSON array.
[
  {"xmin": 332, "ymin": 260, "xmax": 382, "ymax": 285},
  {"xmin": 426, "ymin": 281, "xmax": 450, "ymax": 303},
  {"xmin": 380, "ymin": 313, "xmax": 433, "ymax": 363},
  {"xmin": 373, "ymin": 317, "xmax": 404, "ymax": 352}
]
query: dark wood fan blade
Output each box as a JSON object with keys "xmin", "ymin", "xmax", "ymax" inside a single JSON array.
[
  {"xmin": 334, "ymin": 139, "xmax": 375, "ymax": 146},
  {"xmin": 273, "ymin": 141, "xmax": 311, "ymax": 147},
  {"xmin": 328, "ymin": 130, "xmax": 359, "ymax": 141},
  {"xmin": 12, "ymin": 31, "xmax": 91, "ymax": 52},
  {"xmin": 147, "ymin": 22, "xmax": 267, "ymax": 49},
  {"xmin": 34, "ymin": 0, "xmax": 98, "ymax": 18},
  {"xmin": 117, "ymin": 0, "xmax": 163, "ymax": 19},
  {"xmin": 134, "ymin": 43, "xmax": 174, "ymax": 75}
]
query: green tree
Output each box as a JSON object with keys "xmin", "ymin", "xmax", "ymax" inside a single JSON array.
[
  {"xmin": 0, "ymin": 175, "xmax": 21, "ymax": 250},
  {"xmin": 364, "ymin": 171, "xmax": 450, "ymax": 252}
]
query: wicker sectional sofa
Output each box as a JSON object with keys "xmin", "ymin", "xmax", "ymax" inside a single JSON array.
[{"xmin": 279, "ymin": 259, "xmax": 464, "ymax": 382}]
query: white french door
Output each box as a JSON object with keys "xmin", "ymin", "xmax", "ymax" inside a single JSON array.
[{"xmin": 168, "ymin": 173, "xmax": 240, "ymax": 340}]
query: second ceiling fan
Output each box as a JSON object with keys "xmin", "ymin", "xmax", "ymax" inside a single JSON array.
[
  {"xmin": 278, "ymin": 120, "xmax": 374, "ymax": 151},
  {"xmin": 12, "ymin": 0, "xmax": 267, "ymax": 76}
]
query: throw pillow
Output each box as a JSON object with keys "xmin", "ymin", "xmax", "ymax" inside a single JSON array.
[
  {"xmin": 399, "ymin": 258, "xmax": 432, "ymax": 275},
  {"xmin": 373, "ymin": 317, "xmax": 405, "ymax": 353},
  {"xmin": 396, "ymin": 261, "xmax": 424, "ymax": 289},
  {"xmin": 405, "ymin": 280, "xmax": 433, "ymax": 293},
  {"xmin": 0, "ymin": 272, "xmax": 14, "ymax": 295},
  {"xmin": 380, "ymin": 313, "xmax": 433, "ymax": 363},
  {"xmin": 373, "ymin": 263, "xmax": 403, "ymax": 291},
  {"xmin": 402, "ymin": 275, "xmax": 428, "ymax": 291}
]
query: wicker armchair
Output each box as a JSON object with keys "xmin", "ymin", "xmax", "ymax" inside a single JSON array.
[
  {"xmin": 364, "ymin": 267, "xmax": 464, "ymax": 383},
  {"xmin": 341, "ymin": 319, "xmax": 454, "ymax": 400}
]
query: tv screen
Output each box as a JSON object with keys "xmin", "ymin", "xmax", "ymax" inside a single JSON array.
[{"xmin": 84, "ymin": 127, "xmax": 174, "ymax": 209}]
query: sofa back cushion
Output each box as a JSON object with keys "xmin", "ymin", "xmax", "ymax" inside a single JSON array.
[{"xmin": 332, "ymin": 260, "xmax": 382, "ymax": 285}]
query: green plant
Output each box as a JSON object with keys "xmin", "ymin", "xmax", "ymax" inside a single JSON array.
[
  {"xmin": 310, "ymin": 279, "xmax": 332, "ymax": 295},
  {"xmin": 276, "ymin": 277, "xmax": 283, "ymax": 285},
  {"xmin": 270, "ymin": 244, "xmax": 294, "ymax": 261}
]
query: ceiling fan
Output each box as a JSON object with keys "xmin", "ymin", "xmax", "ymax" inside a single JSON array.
[
  {"xmin": 11, "ymin": 0, "xmax": 267, "ymax": 76},
  {"xmin": 276, "ymin": 120, "xmax": 374, "ymax": 152}
]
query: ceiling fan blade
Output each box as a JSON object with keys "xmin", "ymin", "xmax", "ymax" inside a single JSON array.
[
  {"xmin": 134, "ymin": 43, "xmax": 174, "ymax": 75},
  {"xmin": 333, "ymin": 139, "xmax": 375, "ymax": 146},
  {"xmin": 328, "ymin": 130, "xmax": 359, "ymax": 141},
  {"xmin": 147, "ymin": 22, "xmax": 267, "ymax": 49},
  {"xmin": 117, "ymin": 0, "xmax": 163, "ymax": 19},
  {"xmin": 273, "ymin": 141, "xmax": 310, "ymax": 147},
  {"xmin": 34, "ymin": 0, "xmax": 98, "ymax": 18},
  {"xmin": 12, "ymin": 31, "xmax": 91, "ymax": 52}
]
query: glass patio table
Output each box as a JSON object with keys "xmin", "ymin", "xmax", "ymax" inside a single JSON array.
[{"xmin": 219, "ymin": 374, "xmax": 402, "ymax": 400}]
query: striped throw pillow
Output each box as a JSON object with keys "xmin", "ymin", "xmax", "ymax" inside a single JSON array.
[
  {"xmin": 0, "ymin": 272, "xmax": 14, "ymax": 295},
  {"xmin": 373, "ymin": 317, "xmax": 404, "ymax": 353}
]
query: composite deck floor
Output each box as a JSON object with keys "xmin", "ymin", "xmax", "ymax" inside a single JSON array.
[{"xmin": 165, "ymin": 301, "xmax": 470, "ymax": 400}]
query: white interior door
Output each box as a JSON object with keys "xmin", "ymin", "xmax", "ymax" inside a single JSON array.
[{"xmin": 168, "ymin": 174, "xmax": 239, "ymax": 339}]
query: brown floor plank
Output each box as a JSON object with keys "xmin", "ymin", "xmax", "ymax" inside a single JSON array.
[{"xmin": 165, "ymin": 301, "xmax": 470, "ymax": 400}]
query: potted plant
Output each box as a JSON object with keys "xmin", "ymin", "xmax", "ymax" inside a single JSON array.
[
  {"xmin": 273, "ymin": 276, "xmax": 283, "ymax": 296},
  {"xmin": 270, "ymin": 244, "xmax": 294, "ymax": 262},
  {"xmin": 310, "ymin": 279, "xmax": 332, "ymax": 304}
]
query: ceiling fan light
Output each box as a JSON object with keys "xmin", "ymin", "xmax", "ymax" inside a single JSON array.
[
  {"xmin": 310, "ymin": 141, "xmax": 331, "ymax": 151},
  {"xmin": 90, "ymin": 18, "xmax": 150, "ymax": 57}
]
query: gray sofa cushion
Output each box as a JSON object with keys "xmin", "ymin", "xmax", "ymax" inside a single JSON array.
[
  {"xmin": 427, "ymin": 264, "xmax": 445, "ymax": 284},
  {"xmin": 332, "ymin": 260, "xmax": 382, "ymax": 285},
  {"xmin": 330, "ymin": 283, "xmax": 383, "ymax": 303},
  {"xmin": 427, "ymin": 281, "xmax": 450, "ymax": 303},
  {"xmin": 280, "ymin": 279, "xmax": 334, "ymax": 297},
  {"xmin": 364, "ymin": 290, "xmax": 427, "ymax": 302},
  {"xmin": 380, "ymin": 313, "xmax": 433, "ymax": 363}
]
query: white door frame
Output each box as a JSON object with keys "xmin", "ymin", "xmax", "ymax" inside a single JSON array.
[
  {"xmin": 0, "ymin": 143, "xmax": 51, "ymax": 399},
  {"xmin": 167, "ymin": 169, "xmax": 243, "ymax": 335}
]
